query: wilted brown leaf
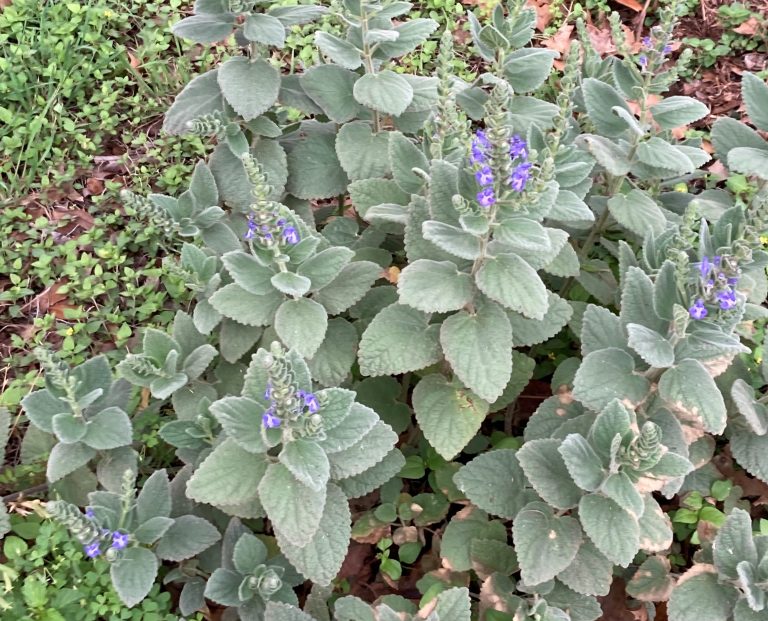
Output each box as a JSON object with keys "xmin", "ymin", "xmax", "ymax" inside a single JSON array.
[
  {"xmin": 733, "ymin": 17, "xmax": 761, "ymax": 36},
  {"xmin": 613, "ymin": 0, "xmax": 644, "ymax": 11},
  {"xmin": 85, "ymin": 177, "xmax": 105, "ymax": 196},
  {"xmin": 20, "ymin": 279, "xmax": 70, "ymax": 316},
  {"xmin": 587, "ymin": 23, "xmax": 616, "ymax": 56},
  {"xmin": 383, "ymin": 266, "xmax": 400, "ymax": 284},
  {"xmin": 543, "ymin": 23, "xmax": 574, "ymax": 54},
  {"xmin": 526, "ymin": 0, "xmax": 552, "ymax": 31}
]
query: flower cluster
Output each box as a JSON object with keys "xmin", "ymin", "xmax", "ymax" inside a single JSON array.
[
  {"xmin": 688, "ymin": 255, "xmax": 741, "ymax": 320},
  {"xmin": 82, "ymin": 508, "xmax": 131, "ymax": 559},
  {"xmin": 262, "ymin": 383, "xmax": 320, "ymax": 429},
  {"xmin": 638, "ymin": 35, "xmax": 673, "ymax": 68},
  {"xmin": 469, "ymin": 131, "xmax": 531, "ymax": 208},
  {"xmin": 244, "ymin": 211, "xmax": 300, "ymax": 246}
]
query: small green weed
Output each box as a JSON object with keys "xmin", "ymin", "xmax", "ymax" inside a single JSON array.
[
  {"xmin": 0, "ymin": 511, "xmax": 204, "ymax": 619},
  {"xmin": 0, "ymin": 0, "xmax": 216, "ymax": 199},
  {"xmin": 0, "ymin": 202, "xmax": 191, "ymax": 409}
]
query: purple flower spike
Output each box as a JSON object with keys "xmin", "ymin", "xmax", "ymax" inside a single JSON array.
[
  {"xmin": 717, "ymin": 289, "xmax": 737, "ymax": 310},
  {"xmin": 663, "ymin": 44, "xmax": 673, "ymax": 55},
  {"xmin": 642, "ymin": 35, "xmax": 652, "ymax": 47},
  {"xmin": 698, "ymin": 256, "xmax": 711, "ymax": 278},
  {"xmin": 84, "ymin": 541, "xmax": 102, "ymax": 559},
  {"xmin": 264, "ymin": 383, "xmax": 272, "ymax": 401},
  {"xmin": 282, "ymin": 226, "xmax": 300, "ymax": 245},
  {"xmin": 509, "ymin": 162, "xmax": 532, "ymax": 193},
  {"xmin": 509, "ymin": 134, "xmax": 527, "ymax": 159},
  {"xmin": 85, "ymin": 508, "xmax": 95, "ymax": 520},
  {"xmin": 245, "ymin": 214, "xmax": 258, "ymax": 241},
  {"xmin": 727, "ymin": 277, "xmax": 739, "ymax": 286},
  {"xmin": 469, "ymin": 148, "xmax": 485, "ymax": 165},
  {"xmin": 689, "ymin": 299, "xmax": 708, "ymax": 320},
  {"xmin": 638, "ymin": 55, "xmax": 648, "ymax": 68},
  {"xmin": 475, "ymin": 166, "xmax": 494, "ymax": 186},
  {"xmin": 276, "ymin": 218, "xmax": 286, "ymax": 226},
  {"xmin": 477, "ymin": 187, "xmax": 496, "ymax": 208},
  {"xmin": 262, "ymin": 409, "xmax": 281, "ymax": 429},
  {"xmin": 111, "ymin": 532, "xmax": 130, "ymax": 551},
  {"xmin": 470, "ymin": 131, "xmax": 490, "ymax": 165},
  {"xmin": 305, "ymin": 393, "xmax": 320, "ymax": 414}
]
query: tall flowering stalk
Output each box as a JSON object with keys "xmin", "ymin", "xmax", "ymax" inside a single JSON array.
[
  {"xmin": 688, "ymin": 254, "xmax": 742, "ymax": 320},
  {"xmin": 261, "ymin": 343, "xmax": 324, "ymax": 439},
  {"xmin": 241, "ymin": 153, "xmax": 301, "ymax": 268},
  {"xmin": 47, "ymin": 501, "xmax": 132, "ymax": 560}
]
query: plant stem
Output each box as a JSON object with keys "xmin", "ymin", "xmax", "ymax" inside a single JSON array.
[
  {"xmin": 359, "ymin": 4, "xmax": 381, "ymax": 133},
  {"xmin": 559, "ymin": 67, "xmax": 654, "ymax": 298},
  {"xmin": 2, "ymin": 483, "xmax": 48, "ymax": 503}
]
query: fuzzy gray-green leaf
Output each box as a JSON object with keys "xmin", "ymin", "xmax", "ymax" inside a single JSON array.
[
  {"xmin": 579, "ymin": 493, "xmax": 639, "ymax": 567},
  {"xmin": 512, "ymin": 504, "xmax": 583, "ymax": 586},
  {"xmin": 353, "ymin": 70, "xmax": 413, "ymax": 116},
  {"xmin": 454, "ymin": 449, "xmax": 535, "ymax": 519},
  {"xmin": 517, "ymin": 439, "xmax": 583, "ymax": 509},
  {"xmin": 358, "ymin": 303, "xmax": 441, "ymax": 376},
  {"xmin": 413, "ymin": 374, "xmax": 488, "ymax": 461},
  {"xmin": 397, "ymin": 260, "xmax": 474, "ymax": 313},
  {"xmin": 475, "ymin": 254, "xmax": 548, "ymax": 320},
  {"xmin": 659, "ymin": 359, "xmax": 726, "ymax": 434},
  {"xmin": 259, "ymin": 462, "xmax": 326, "ymax": 547},
  {"xmin": 440, "ymin": 302, "xmax": 512, "ymax": 403},
  {"xmin": 274, "ymin": 298, "xmax": 328, "ymax": 359}
]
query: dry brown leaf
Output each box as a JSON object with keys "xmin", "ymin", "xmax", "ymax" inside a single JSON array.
[
  {"xmin": 614, "ymin": 0, "xmax": 644, "ymax": 10},
  {"xmin": 733, "ymin": 17, "xmax": 761, "ymax": 36},
  {"xmin": 526, "ymin": 0, "xmax": 552, "ymax": 32},
  {"xmin": 716, "ymin": 447, "xmax": 768, "ymax": 505},
  {"xmin": 127, "ymin": 50, "xmax": 141, "ymax": 69},
  {"xmin": 85, "ymin": 177, "xmax": 105, "ymax": 196},
  {"xmin": 21, "ymin": 279, "xmax": 70, "ymax": 315},
  {"xmin": 542, "ymin": 23, "xmax": 574, "ymax": 56},
  {"xmin": 587, "ymin": 23, "xmax": 616, "ymax": 56},
  {"xmin": 383, "ymin": 266, "xmax": 400, "ymax": 284},
  {"xmin": 708, "ymin": 160, "xmax": 729, "ymax": 179},
  {"xmin": 627, "ymin": 94, "xmax": 661, "ymax": 117}
]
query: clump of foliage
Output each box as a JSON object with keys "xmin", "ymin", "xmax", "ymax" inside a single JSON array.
[
  {"xmin": 0, "ymin": 202, "xmax": 193, "ymax": 410},
  {"xmin": 12, "ymin": 0, "xmax": 768, "ymax": 619},
  {"xmin": 0, "ymin": 0, "xmax": 213, "ymax": 198}
]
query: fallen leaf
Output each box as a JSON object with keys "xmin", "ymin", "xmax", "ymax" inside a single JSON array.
[
  {"xmin": 587, "ymin": 23, "xmax": 616, "ymax": 56},
  {"xmin": 708, "ymin": 160, "xmax": 728, "ymax": 179},
  {"xmin": 85, "ymin": 177, "xmax": 105, "ymax": 195},
  {"xmin": 383, "ymin": 266, "xmax": 400, "ymax": 284},
  {"xmin": 526, "ymin": 0, "xmax": 552, "ymax": 31},
  {"xmin": 613, "ymin": 0, "xmax": 644, "ymax": 10},
  {"xmin": 733, "ymin": 17, "xmax": 760, "ymax": 36},
  {"xmin": 20, "ymin": 279, "xmax": 70, "ymax": 316},
  {"xmin": 49, "ymin": 302, "xmax": 79, "ymax": 320},
  {"xmin": 338, "ymin": 541, "xmax": 374, "ymax": 582},
  {"xmin": 127, "ymin": 50, "xmax": 141, "ymax": 69},
  {"xmin": 542, "ymin": 23, "xmax": 574, "ymax": 57}
]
